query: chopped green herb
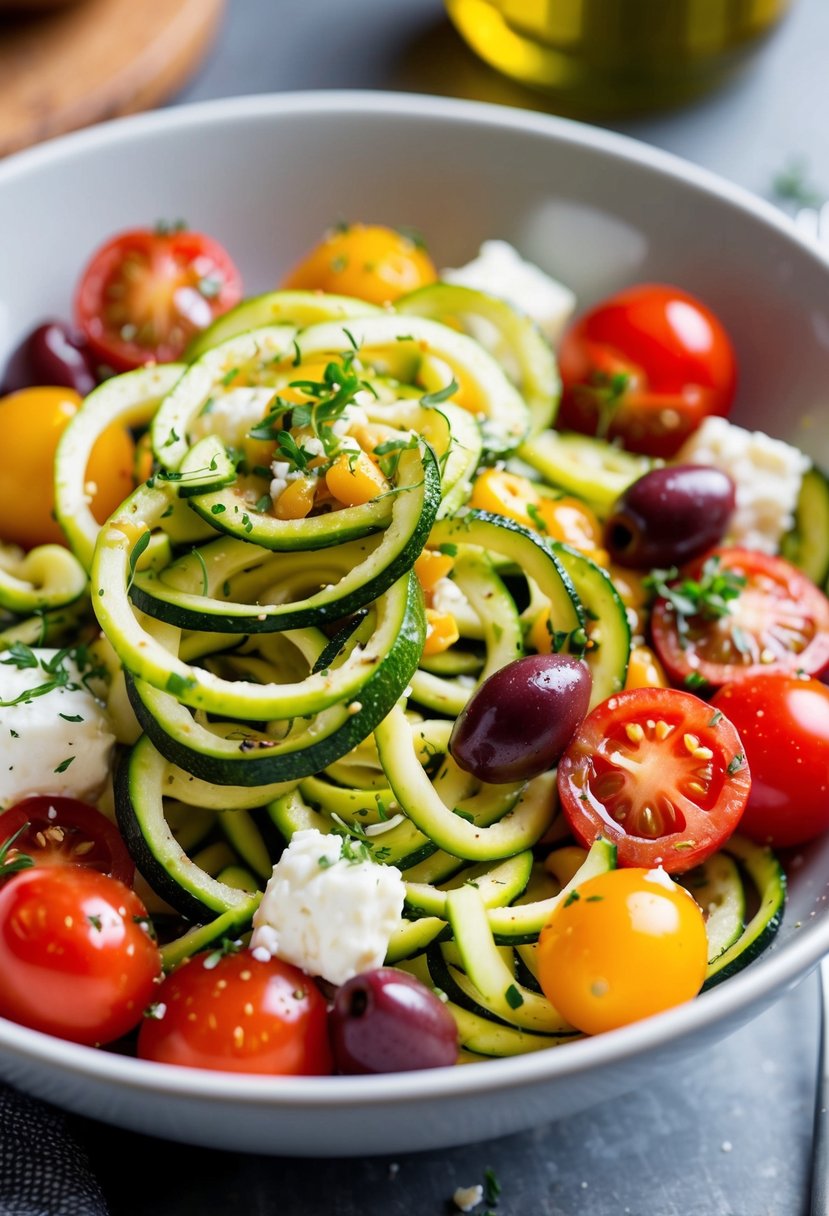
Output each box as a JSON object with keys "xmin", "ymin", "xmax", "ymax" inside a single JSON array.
[
  {"xmin": 420, "ymin": 379, "xmax": 458, "ymax": 407},
  {"xmin": 58, "ymin": 713, "xmax": 84, "ymax": 723},
  {"xmin": 563, "ymin": 890, "xmax": 581, "ymax": 907},
  {"xmin": 727, "ymin": 753, "xmax": 745, "ymax": 775},
  {"xmin": 483, "ymin": 1167, "xmax": 501, "ymax": 1207},
  {"xmin": 87, "ymin": 914, "xmax": 103, "ymax": 932},
  {"xmin": 504, "ymin": 984, "xmax": 524, "ymax": 1009},
  {"xmin": 708, "ymin": 710, "xmax": 723, "ymax": 727},
  {"xmin": 54, "ymin": 756, "xmax": 75, "ymax": 774}
]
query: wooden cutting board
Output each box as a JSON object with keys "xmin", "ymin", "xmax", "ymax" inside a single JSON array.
[{"xmin": 0, "ymin": 0, "xmax": 225, "ymax": 158}]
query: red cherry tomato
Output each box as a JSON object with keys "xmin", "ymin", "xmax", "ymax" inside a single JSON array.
[
  {"xmin": 557, "ymin": 687, "xmax": 751, "ymax": 872},
  {"xmin": 0, "ymin": 797, "xmax": 134, "ymax": 886},
  {"xmin": 137, "ymin": 950, "xmax": 332, "ymax": 1076},
  {"xmin": 0, "ymin": 867, "xmax": 161, "ymax": 1045},
  {"xmin": 74, "ymin": 226, "xmax": 243, "ymax": 371},
  {"xmin": 711, "ymin": 674, "xmax": 829, "ymax": 848},
  {"xmin": 558, "ymin": 283, "xmax": 737, "ymax": 458},
  {"xmin": 650, "ymin": 549, "xmax": 829, "ymax": 690}
]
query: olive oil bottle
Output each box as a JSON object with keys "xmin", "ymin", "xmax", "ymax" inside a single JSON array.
[{"xmin": 445, "ymin": 0, "xmax": 793, "ymax": 115}]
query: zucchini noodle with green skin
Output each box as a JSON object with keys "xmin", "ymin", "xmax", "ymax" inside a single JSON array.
[{"xmin": 2, "ymin": 252, "xmax": 809, "ymax": 1067}]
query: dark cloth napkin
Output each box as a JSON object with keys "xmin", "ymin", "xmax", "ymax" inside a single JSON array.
[{"xmin": 0, "ymin": 1084, "xmax": 108, "ymax": 1216}]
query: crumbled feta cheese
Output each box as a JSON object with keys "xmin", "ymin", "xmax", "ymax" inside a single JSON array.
[
  {"xmin": 430, "ymin": 576, "xmax": 469, "ymax": 615},
  {"xmin": 677, "ymin": 416, "xmax": 809, "ymax": 554},
  {"xmin": 441, "ymin": 240, "xmax": 576, "ymax": 345},
  {"xmin": 189, "ymin": 387, "xmax": 276, "ymax": 448},
  {"xmin": 250, "ymin": 829, "xmax": 405, "ymax": 986},
  {"xmin": 453, "ymin": 1184, "xmax": 483, "ymax": 1212},
  {"xmin": 0, "ymin": 649, "xmax": 115, "ymax": 808}
]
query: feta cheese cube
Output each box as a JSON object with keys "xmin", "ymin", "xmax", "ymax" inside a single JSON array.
[
  {"xmin": 0, "ymin": 649, "xmax": 115, "ymax": 808},
  {"xmin": 678, "ymin": 416, "xmax": 809, "ymax": 554},
  {"xmin": 441, "ymin": 240, "xmax": 576, "ymax": 345},
  {"xmin": 250, "ymin": 828, "xmax": 405, "ymax": 986}
]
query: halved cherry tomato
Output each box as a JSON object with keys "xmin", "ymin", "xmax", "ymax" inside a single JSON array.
[
  {"xmin": 0, "ymin": 387, "xmax": 135, "ymax": 549},
  {"xmin": 0, "ymin": 797, "xmax": 134, "ymax": 887},
  {"xmin": 650, "ymin": 549, "xmax": 829, "ymax": 690},
  {"xmin": 137, "ymin": 949, "xmax": 332, "ymax": 1075},
  {"xmin": 711, "ymin": 674, "xmax": 829, "ymax": 848},
  {"xmin": 0, "ymin": 866, "xmax": 161, "ymax": 1045},
  {"xmin": 558, "ymin": 284, "xmax": 737, "ymax": 458},
  {"xmin": 557, "ymin": 687, "xmax": 751, "ymax": 872},
  {"xmin": 537, "ymin": 867, "xmax": 708, "ymax": 1035},
  {"xmin": 74, "ymin": 226, "xmax": 243, "ymax": 371},
  {"xmin": 282, "ymin": 223, "xmax": 437, "ymax": 305}
]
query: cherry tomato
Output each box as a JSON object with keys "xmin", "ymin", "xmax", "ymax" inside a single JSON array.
[
  {"xmin": 557, "ymin": 687, "xmax": 751, "ymax": 872},
  {"xmin": 281, "ymin": 223, "xmax": 437, "ymax": 305},
  {"xmin": 0, "ymin": 867, "xmax": 161, "ymax": 1045},
  {"xmin": 711, "ymin": 674, "xmax": 829, "ymax": 847},
  {"xmin": 0, "ymin": 797, "xmax": 134, "ymax": 887},
  {"xmin": 74, "ymin": 226, "xmax": 243, "ymax": 371},
  {"xmin": 0, "ymin": 387, "xmax": 135, "ymax": 549},
  {"xmin": 137, "ymin": 949, "xmax": 332, "ymax": 1075},
  {"xmin": 537, "ymin": 867, "xmax": 709, "ymax": 1035},
  {"xmin": 557, "ymin": 284, "xmax": 737, "ymax": 458},
  {"xmin": 650, "ymin": 549, "xmax": 829, "ymax": 690}
]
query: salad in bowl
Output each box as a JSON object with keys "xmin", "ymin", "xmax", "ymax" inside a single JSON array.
[{"xmin": 1, "ymin": 208, "xmax": 826, "ymax": 1081}]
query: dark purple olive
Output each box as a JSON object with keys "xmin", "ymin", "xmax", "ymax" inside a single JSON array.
[
  {"xmin": 330, "ymin": 968, "xmax": 459, "ymax": 1074},
  {"xmin": 605, "ymin": 463, "xmax": 736, "ymax": 569},
  {"xmin": 1, "ymin": 321, "xmax": 98, "ymax": 397},
  {"xmin": 449, "ymin": 654, "xmax": 592, "ymax": 784}
]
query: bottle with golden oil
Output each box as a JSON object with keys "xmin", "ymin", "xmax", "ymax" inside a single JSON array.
[{"xmin": 445, "ymin": 0, "xmax": 794, "ymax": 115}]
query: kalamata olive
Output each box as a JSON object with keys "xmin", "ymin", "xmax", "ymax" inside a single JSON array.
[
  {"xmin": 449, "ymin": 654, "xmax": 592, "ymax": 784},
  {"xmin": 605, "ymin": 464, "xmax": 736, "ymax": 569},
  {"xmin": 2, "ymin": 321, "xmax": 97, "ymax": 397},
  {"xmin": 330, "ymin": 967, "xmax": 459, "ymax": 1074}
]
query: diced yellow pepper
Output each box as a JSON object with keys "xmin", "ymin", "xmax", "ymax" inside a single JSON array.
[
  {"xmin": 625, "ymin": 644, "xmax": 669, "ymax": 690},
  {"xmin": 274, "ymin": 476, "xmax": 317, "ymax": 520},
  {"xmin": 422, "ymin": 608, "xmax": 459, "ymax": 656},
  {"xmin": 414, "ymin": 549, "xmax": 455, "ymax": 595},
  {"xmin": 325, "ymin": 450, "xmax": 389, "ymax": 507}
]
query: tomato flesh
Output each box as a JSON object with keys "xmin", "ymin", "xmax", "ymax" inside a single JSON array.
[
  {"xmin": 711, "ymin": 675, "xmax": 829, "ymax": 848},
  {"xmin": 0, "ymin": 797, "xmax": 134, "ymax": 887},
  {"xmin": 537, "ymin": 867, "xmax": 709, "ymax": 1034},
  {"xmin": 0, "ymin": 867, "xmax": 161, "ymax": 1045},
  {"xmin": 137, "ymin": 949, "xmax": 332, "ymax": 1075},
  {"xmin": 557, "ymin": 687, "xmax": 751, "ymax": 871},
  {"xmin": 558, "ymin": 283, "xmax": 737, "ymax": 458},
  {"xmin": 75, "ymin": 227, "xmax": 243, "ymax": 371},
  {"xmin": 650, "ymin": 549, "xmax": 829, "ymax": 689}
]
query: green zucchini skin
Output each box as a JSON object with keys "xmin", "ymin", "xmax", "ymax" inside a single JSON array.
[
  {"xmin": 781, "ymin": 464, "xmax": 829, "ymax": 587},
  {"xmin": 114, "ymin": 736, "xmax": 265, "ymax": 920},
  {"xmin": 123, "ymin": 572, "xmax": 426, "ymax": 783},
  {"xmin": 129, "ymin": 444, "xmax": 441, "ymax": 633},
  {"xmin": 702, "ymin": 835, "xmax": 787, "ymax": 989}
]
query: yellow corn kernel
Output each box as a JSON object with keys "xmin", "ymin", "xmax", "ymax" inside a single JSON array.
[
  {"xmin": 625, "ymin": 644, "xmax": 669, "ymax": 690},
  {"xmin": 469, "ymin": 467, "xmax": 540, "ymax": 526},
  {"xmin": 544, "ymin": 846, "xmax": 588, "ymax": 886},
  {"xmin": 325, "ymin": 450, "xmax": 388, "ymax": 507},
  {"xmin": 274, "ymin": 476, "xmax": 317, "ymax": 520},
  {"xmin": 414, "ymin": 549, "xmax": 454, "ymax": 594},
  {"xmin": 422, "ymin": 608, "xmax": 459, "ymax": 656}
]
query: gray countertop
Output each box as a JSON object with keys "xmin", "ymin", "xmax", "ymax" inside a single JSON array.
[{"xmin": 74, "ymin": 1, "xmax": 829, "ymax": 1211}]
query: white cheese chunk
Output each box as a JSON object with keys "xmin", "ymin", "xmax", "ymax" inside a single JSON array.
[
  {"xmin": 250, "ymin": 828, "xmax": 405, "ymax": 986},
  {"xmin": 0, "ymin": 649, "xmax": 115, "ymax": 808},
  {"xmin": 453, "ymin": 1184, "xmax": 484, "ymax": 1212},
  {"xmin": 677, "ymin": 416, "xmax": 809, "ymax": 554},
  {"xmin": 189, "ymin": 386, "xmax": 276, "ymax": 448},
  {"xmin": 441, "ymin": 240, "xmax": 576, "ymax": 345}
]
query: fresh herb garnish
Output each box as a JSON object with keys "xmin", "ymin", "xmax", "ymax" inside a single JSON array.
[
  {"xmin": 645, "ymin": 556, "xmax": 746, "ymax": 647},
  {"xmin": 0, "ymin": 822, "xmax": 34, "ymax": 880}
]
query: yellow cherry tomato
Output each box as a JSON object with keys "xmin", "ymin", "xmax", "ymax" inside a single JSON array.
[
  {"xmin": 0, "ymin": 387, "xmax": 135, "ymax": 550},
  {"xmin": 282, "ymin": 224, "xmax": 437, "ymax": 305},
  {"xmin": 537, "ymin": 867, "xmax": 708, "ymax": 1035},
  {"xmin": 414, "ymin": 548, "xmax": 455, "ymax": 595},
  {"xmin": 325, "ymin": 450, "xmax": 388, "ymax": 507}
]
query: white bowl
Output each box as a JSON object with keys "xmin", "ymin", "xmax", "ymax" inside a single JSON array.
[{"xmin": 0, "ymin": 91, "xmax": 828, "ymax": 1157}]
